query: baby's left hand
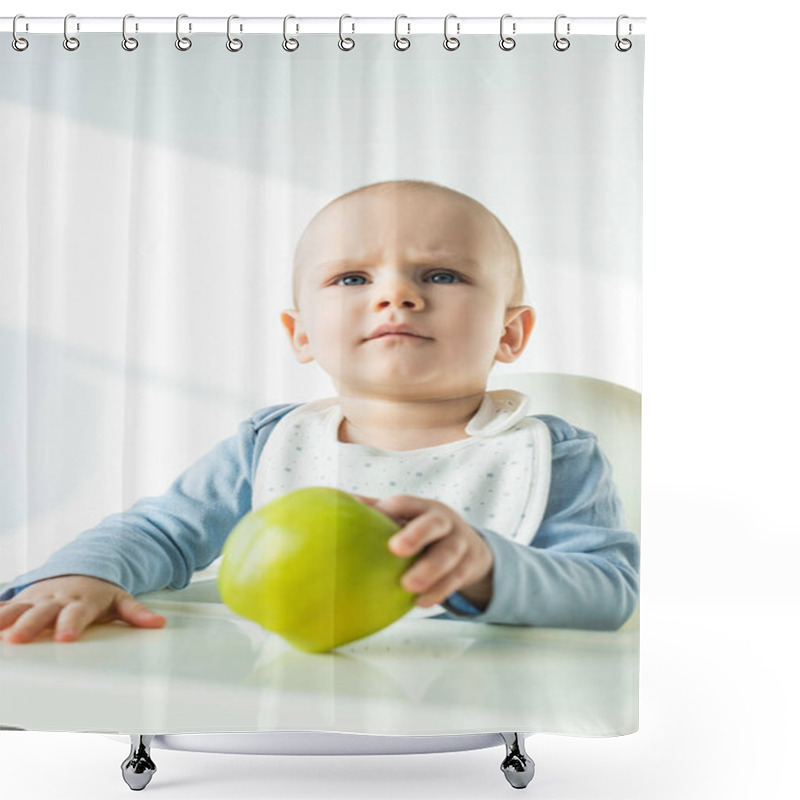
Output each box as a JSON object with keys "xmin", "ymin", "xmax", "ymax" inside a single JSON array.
[{"xmin": 354, "ymin": 494, "xmax": 494, "ymax": 611}]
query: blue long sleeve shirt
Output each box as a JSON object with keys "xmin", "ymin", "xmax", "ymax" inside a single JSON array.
[{"xmin": 0, "ymin": 403, "xmax": 640, "ymax": 630}]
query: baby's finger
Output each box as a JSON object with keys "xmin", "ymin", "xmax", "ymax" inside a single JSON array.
[
  {"xmin": 1, "ymin": 601, "xmax": 61, "ymax": 644},
  {"xmin": 52, "ymin": 602, "xmax": 108, "ymax": 642},
  {"xmin": 114, "ymin": 595, "xmax": 167, "ymax": 629},
  {"xmin": 414, "ymin": 560, "xmax": 472, "ymax": 608},
  {"xmin": 376, "ymin": 494, "xmax": 436, "ymax": 523},
  {"xmin": 400, "ymin": 537, "xmax": 464, "ymax": 592},
  {"xmin": 389, "ymin": 510, "xmax": 453, "ymax": 556},
  {"xmin": 0, "ymin": 601, "xmax": 32, "ymax": 630},
  {"xmin": 352, "ymin": 494, "xmax": 379, "ymax": 506}
]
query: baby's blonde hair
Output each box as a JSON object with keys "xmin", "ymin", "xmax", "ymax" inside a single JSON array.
[{"xmin": 292, "ymin": 179, "xmax": 525, "ymax": 309}]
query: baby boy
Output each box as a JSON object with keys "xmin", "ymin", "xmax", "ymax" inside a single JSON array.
[{"xmin": 0, "ymin": 179, "xmax": 639, "ymax": 643}]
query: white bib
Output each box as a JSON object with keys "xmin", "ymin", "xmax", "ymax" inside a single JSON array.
[{"xmin": 252, "ymin": 390, "xmax": 552, "ymax": 619}]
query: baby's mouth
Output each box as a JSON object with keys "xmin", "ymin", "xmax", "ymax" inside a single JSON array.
[
  {"xmin": 367, "ymin": 333, "xmax": 433, "ymax": 344},
  {"xmin": 367, "ymin": 324, "xmax": 432, "ymax": 341},
  {"xmin": 373, "ymin": 332, "xmax": 425, "ymax": 338}
]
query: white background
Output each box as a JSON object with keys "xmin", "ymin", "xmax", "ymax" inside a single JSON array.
[{"xmin": 1, "ymin": 2, "xmax": 798, "ymax": 799}]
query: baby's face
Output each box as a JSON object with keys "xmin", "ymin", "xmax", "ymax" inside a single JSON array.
[{"xmin": 282, "ymin": 188, "xmax": 528, "ymax": 401}]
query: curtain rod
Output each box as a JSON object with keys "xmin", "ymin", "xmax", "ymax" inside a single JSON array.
[{"xmin": 2, "ymin": 16, "xmax": 646, "ymax": 36}]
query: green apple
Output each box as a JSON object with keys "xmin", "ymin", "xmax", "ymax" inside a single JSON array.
[{"xmin": 218, "ymin": 487, "xmax": 420, "ymax": 653}]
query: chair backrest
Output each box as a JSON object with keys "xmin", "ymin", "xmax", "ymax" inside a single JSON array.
[
  {"xmin": 489, "ymin": 371, "xmax": 641, "ymax": 631},
  {"xmin": 489, "ymin": 371, "xmax": 641, "ymax": 534}
]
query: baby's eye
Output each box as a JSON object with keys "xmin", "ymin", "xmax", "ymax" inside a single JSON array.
[
  {"xmin": 428, "ymin": 271, "xmax": 460, "ymax": 284},
  {"xmin": 336, "ymin": 274, "xmax": 368, "ymax": 286}
]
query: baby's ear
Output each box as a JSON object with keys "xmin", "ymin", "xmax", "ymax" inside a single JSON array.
[
  {"xmin": 495, "ymin": 306, "xmax": 535, "ymax": 363},
  {"xmin": 280, "ymin": 309, "xmax": 314, "ymax": 364}
]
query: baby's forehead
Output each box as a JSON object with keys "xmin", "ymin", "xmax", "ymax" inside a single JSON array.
[
  {"xmin": 330, "ymin": 186, "xmax": 479, "ymax": 221},
  {"xmin": 299, "ymin": 189, "xmax": 497, "ymax": 258}
]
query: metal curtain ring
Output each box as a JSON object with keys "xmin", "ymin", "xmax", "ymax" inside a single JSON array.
[
  {"xmin": 499, "ymin": 14, "xmax": 516, "ymax": 51},
  {"xmin": 394, "ymin": 14, "xmax": 410, "ymax": 51},
  {"xmin": 175, "ymin": 14, "xmax": 192, "ymax": 51},
  {"xmin": 63, "ymin": 13, "xmax": 80, "ymax": 51},
  {"xmin": 443, "ymin": 14, "xmax": 460, "ymax": 51},
  {"xmin": 553, "ymin": 14, "xmax": 570, "ymax": 51},
  {"xmin": 615, "ymin": 15, "xmax": 632, "ymax": 51},
  {"xmin": 283, "ymin": 15, "xmax": 299, "ymax": 51},
  {"xmin": 12, "ymin": 14, "xmax": 29, "ymax": 51},
  {"xmin": 122, "ymin": 14, "xmax": 139, "ymax": 51},
  {"xmin": 339, "ymin": 14, "xmax": 355, "ymax": 51},
  {"xmin": 226, "ymin": 15, "xmax": 243, "ymax": 51}
]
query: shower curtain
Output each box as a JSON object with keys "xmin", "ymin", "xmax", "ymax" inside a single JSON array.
[{"xmin": 0, "ymin": 16, "xmax": 644, "ymax": 739}]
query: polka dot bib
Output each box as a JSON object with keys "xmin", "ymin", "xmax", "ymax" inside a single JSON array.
[{"xmin": 252, "ymin": 389, "xmax": 552, "ymax": 619}]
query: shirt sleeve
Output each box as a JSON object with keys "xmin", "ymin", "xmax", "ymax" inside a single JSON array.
[
  {"xmin": 439, "ymin": 416, "xmax": 640, "ymax": 630},
  {"xmin": 0, "ymin": 416, "xmax": 262, "ymax": 601}
]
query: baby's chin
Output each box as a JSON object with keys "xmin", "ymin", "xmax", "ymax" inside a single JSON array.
[
  {"xmin": 334, "ymin": 371, "xmax": 481, "ymax": 399},
  {"xmin": 355, "ymin": 358, "xmax": 439, "ymax": 377}
]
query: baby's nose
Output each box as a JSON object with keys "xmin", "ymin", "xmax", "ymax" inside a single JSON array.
[
  {"xmin": 377, "ymin": 295, "xmax": 420, "ymax": 309},
  {"xmin": 374, "ymin": 279, "xmax": 425, "ymax": 309}
]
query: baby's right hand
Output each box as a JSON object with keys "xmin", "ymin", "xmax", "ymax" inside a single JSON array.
[{"xmin": 0, "ymin": 575, "xmax": 167, "ymax": 644}]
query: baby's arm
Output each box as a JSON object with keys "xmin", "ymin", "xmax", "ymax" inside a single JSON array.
[
  {"xmin": 0, "ymin": 415, "xmax": 263, "ymax": 606},
  {"xmin": 441, "ymin": 416, "xmax": 640, "ymax": 630}
]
